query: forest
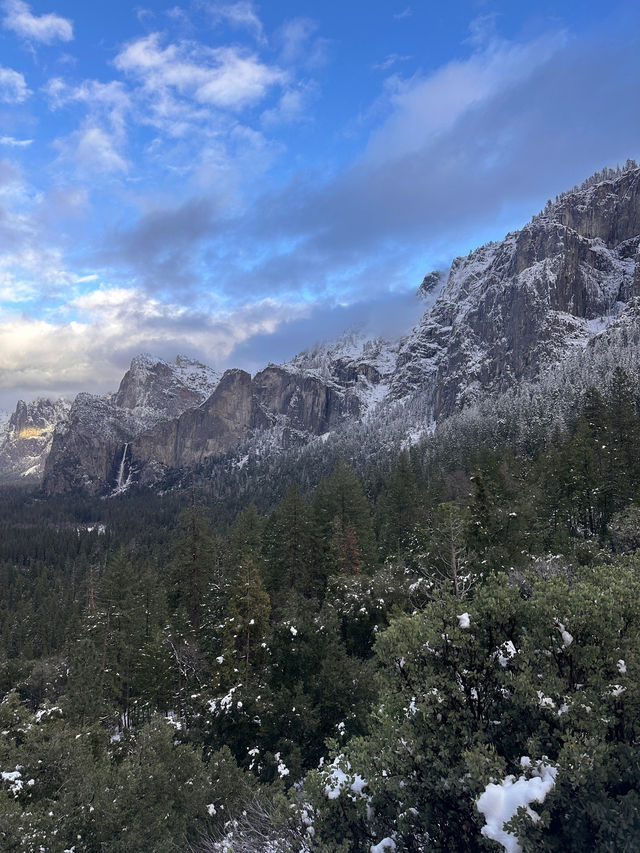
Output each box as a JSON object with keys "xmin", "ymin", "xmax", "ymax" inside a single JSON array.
[{"xmin": 1, "ymin": 367, "xmax": 640, "ymax": 852}]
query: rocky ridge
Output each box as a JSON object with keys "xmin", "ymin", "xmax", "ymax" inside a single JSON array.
[
  {"xmin": 4, "ymin": 162, "xmax": 640, "ymax": 495},
  {"xmin": 0, "ymin": 398, "xmax": 72, "ymax": 482},
  {"xmin": 391, "ymin": 165, "xmax": 640, "ymax": 415},
  {"xmin": 41, "ymin": 355, "xmax": 222, "ymax": 494}
]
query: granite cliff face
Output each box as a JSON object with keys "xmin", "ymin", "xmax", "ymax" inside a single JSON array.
[
  {"xmin": 132, "ymin": 369, "xmax": 256, "ymax": 473},
  {"xmin": 8, "ymin": 163, "xmax": 640, "ymax": 494},
  {"xmin": 113, "ymin": 354, "xmax": 221, "ymax": 420},
  {"xmin": 131, "ymin": 363, "xmax": 365, "ymax": 478},
  {"xmin": 391, "ymin": 165, "xmax": 640, "ymax": 417},
  {"xmin": 42, "ymin": 356, "xmax": 221, "ymax": 494},
  {"xmin": 0, "ymin": 398, "xmax": 72, "ymax": 482}
]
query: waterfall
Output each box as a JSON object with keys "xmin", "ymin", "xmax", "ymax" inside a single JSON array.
[{"xmin": 115, "ymin": 443, "xmax": 129, "ymax": 491}]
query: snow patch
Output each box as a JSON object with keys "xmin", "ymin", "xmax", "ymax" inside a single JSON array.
[
  {"xmin": 555, "ymin": 621, "xmax": 573, "ymax": 648},
  {"xmin": 323, "ymin": 757, "xmax": 367, "ymax": 801},
  {"xmin": 496, "ymin": 640, "xmax": 517, "ymax": 667},
  {"xmin": 370, "ymin": 839, "xmax": 397, "ymax": 853},
  {"xmin": 477, "ymin": 760, "xmax": 557, "ymax": 853}
]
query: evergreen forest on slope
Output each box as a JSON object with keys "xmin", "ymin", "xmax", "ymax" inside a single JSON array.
[{"xmin": 2, "ymin": 368, "xmax": 640, "ymax": 851}]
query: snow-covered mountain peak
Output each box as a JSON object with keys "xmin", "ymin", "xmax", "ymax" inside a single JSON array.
[
  {"xmin": 113, "ymin": 353, "xmax": 220, "ymax": 426},
  {"xmin": 531, "ymin": 162, "xmax": 640, "ymax": 243},
  {"xmin": 279, "ymin": 328, "xmax": 400, "ymax": 415},
  {"xmin": 389, "ymin": 163, "xmax": 640, "ymax": 416},
  {"xmin": 171, "ymin": 354, "xmax": 221, "ymax": 397},
  {"xmin": 4, "ymin": 160, "xmax": 639, "ymax": 495},
  {"xmin": 0, "ymin": 397, "xmax": 72, "ymax": 482},
  {"xmin": 285, "ymin": 329, "xmax": 397, "ymax": 377}
]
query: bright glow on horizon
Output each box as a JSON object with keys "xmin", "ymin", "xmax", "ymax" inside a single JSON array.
[{"xmin": 0, "ymin": 0, "xmax": 638, "ymax": 406}]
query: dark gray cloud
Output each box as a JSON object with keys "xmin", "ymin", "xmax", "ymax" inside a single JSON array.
[
  {"xmin": 99, "ymin": 195, "xmax": 227, "ymax": 295},
  {"xmin": 230, "ymin": 288, "xmax": 425, "ymax": 373},
  {"xmin": 244, "ymin": 29, "xmax": 640, "ymax": 264},
  {"xmin": 93, "ymin": 8, "xmax": 640, "ymax": 362}
]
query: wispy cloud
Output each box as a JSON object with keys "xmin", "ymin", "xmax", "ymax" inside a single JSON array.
[
  {"xmin": 0, "ymin": 136, "xmax": 32, "ymax": 146},
  {"xmin": 261, "ymin": 80, "xmax": 317, "ymax": 126},
  {"xmin": 373, "ymin": 53, "xmax": 411, "ymax": 72},
  {"xmin": 2, "ymin": 0, "xmax": 72, "ymax": 44},
  {"xmin": 394, "ymin": 7, "xmax": 412, "ymax": 20},
  {"xmin": 45, "ymin": 77, "xmax": 130, "ymax": 126},
  {"xmin": 276, "ymin": 17, "xmax": 329, "ymax": 70},
  {"xmin": 0, "ymin": 65, "xmax": 30, "ymax": 102},
  {"xmin": 364, "ymin": 30, "xmax": 567, "ymax": 166},
  {"xmin": 61, "ymin": 125, "xmax": 128, "ymax": 175},
  {"xmin": 209, "ymin": 1, "xmax": 265, "ymax": 43},
  {"xmin": 0, "ymin": 161, "xmax": 87, "ymax": 298}
]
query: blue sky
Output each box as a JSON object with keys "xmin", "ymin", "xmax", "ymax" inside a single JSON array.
[{"xmin": 0, "ymin": 0, "xmax": 639, "ymax": 405}]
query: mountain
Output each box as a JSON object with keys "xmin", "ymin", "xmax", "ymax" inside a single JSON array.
[
  {"xmin": 112, "ymin": 353, "xmax": 221, "ymax": 420},
  {"xmin": 41, "ymin": 355, "xmax": 220, "ymax": 494},
  {"xmin": 6, "ymin": 162, "xmax": 640, "ymax": 495},
  {"xmin": 392, "ymin": 165, "xmax": 640, "ymax": 412},
  {"xmin": 0, "ymin": 398, "xmax": 72, "ymax": 483}
]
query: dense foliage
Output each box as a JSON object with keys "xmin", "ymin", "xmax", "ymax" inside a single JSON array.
[{"xmin": 2, "ymin": 370, "xmax": 640, "ymax": 851}]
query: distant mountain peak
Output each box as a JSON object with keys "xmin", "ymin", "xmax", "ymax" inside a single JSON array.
[{"xmin": 0, "ymin": 398, "xmax": 72, "ymax": 483}]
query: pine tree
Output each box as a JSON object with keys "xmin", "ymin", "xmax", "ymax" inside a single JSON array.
[
  {"xmin": 377, "ymin": 451, "xmax": 420, "ymax": 554},
  {"xmin": 227, "ymin": 504, "xmax": 264, "ymax": 567},
  {"xmin": 92, "ymin": 549, "xmax": 143, "ymax": 724},
  {"xmin": 312, "ymin": 459, "xmax": 377, "ymax": 578},
  {"xmin": 219, "ymin": 557, "xmax": 271, "ymax": 680},
  {"xmin": 168, "ymin": 504, "xmax": 218, "ymax": 633},
  {"xmin": 262, "ymin": 483, "xmax": 315, "ymax": 600},
  {"xmin": 605, "ymin": 367, "xmax": 640, "ymax": 510}
]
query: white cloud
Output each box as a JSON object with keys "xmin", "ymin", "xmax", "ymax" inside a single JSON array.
[
  {"xmin": 364, "ymin": 31, "xmax": 567, "ymax": 166},
  {"xmin": 210, "ymin": 2, "xmax": 264, "ymax": 42},
  {"xmin": 0, "ymin": 285, "xmax": 311, "ymax": 395},
  {"xmin": 56, "ymin": 124, "xmax": 128, "ymax": 175},
  {"xmin": 0, "ymin": 270, "xmax": 37, "ymax": 302},
  {"xmin": 0, "ymin": 65, "xmax": 30, "ymax": 102},
  {"xmin": 261, "ymin": 82, "xmax": 316, "ymax": 126},
  {"xmin": 0, "ymin": 244, "xmax": 74, "ymax": 289},
  {"xmin": 46, "ymin": 77, "xmax": 130, "ymax": 115},
  {"xmin": 277, "ymin": 17, "xmax": 328, "ymax": 69},
  {"xmin": 0, "ymin": 315, "xmax": 94, "ymax": 389},
  {"xmin": 115, "ymin": 32, "xmax": 285, "ymax": 110},
  {"xmin": 2, "ymin": 0, "xmax": 72, "ymax": 44},
  {"xmin": 45, "ymin": 77, "xmax": 131, "ymax": 146},
  {"xmin": 0, "ymin": 135, "xmax": 32, "ymax": 146},
  {"xmin": 0, "ymin": 158, "xmax": 104, "ymax": 321},
  {"xmin": 196, "ymin": 47, "xmax": 284, "ymax": 107}
]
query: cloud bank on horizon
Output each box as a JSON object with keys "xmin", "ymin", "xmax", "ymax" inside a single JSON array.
[{"xmin": 0, "ymin": 0, "xmax": 638, "ymax": 406}]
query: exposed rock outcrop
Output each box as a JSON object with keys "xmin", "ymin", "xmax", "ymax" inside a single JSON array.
[
  {"xmin": 131, "ymin": 364, "xmax": 364, "ymax": 476},
  {"xmin": 12, "ymin": 162, "xmax": 640, "ymax": 495},
  {"xmin": 392, "ymin": 166, "xmax": 640, "ymax": 418},
  {"xmin": 0, "ymin": 398, "xmax": 72, "ymax": 482},
  {"xmin": 42, "ymin": 356, "xmax": 221, "ymax": 494}
]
